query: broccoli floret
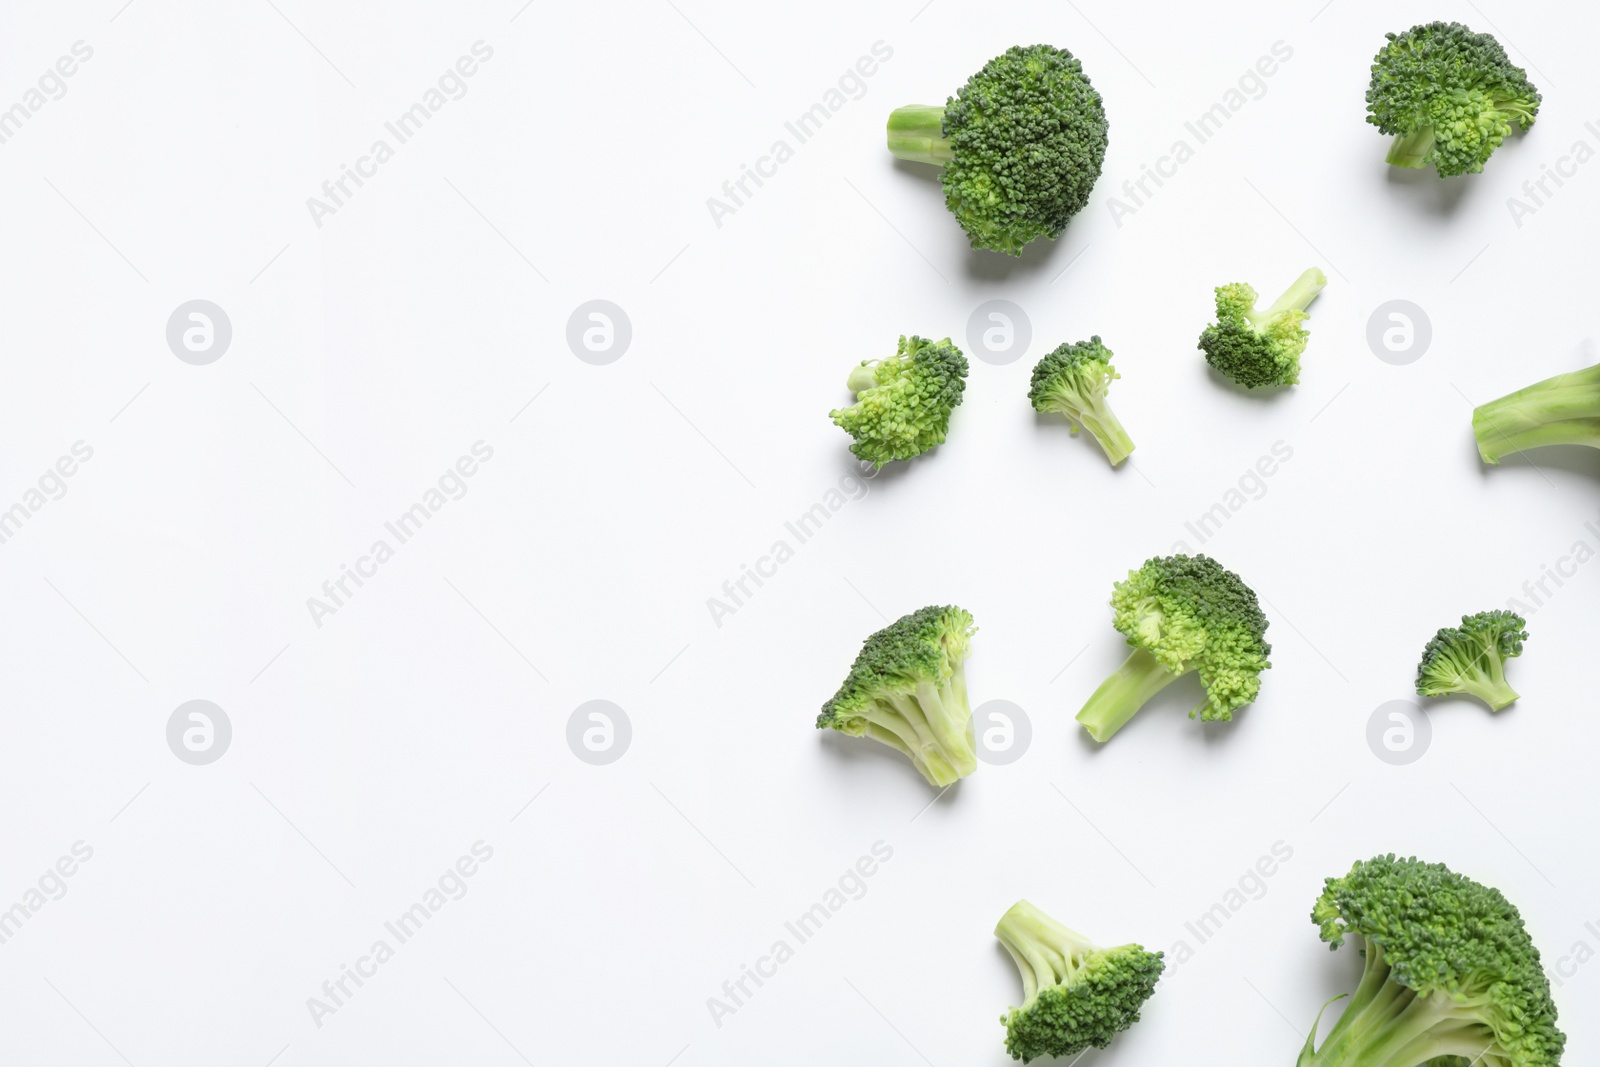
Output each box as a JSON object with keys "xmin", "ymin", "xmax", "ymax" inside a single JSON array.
[
  {"xmin": 995, "ymin": 900, "xmax": 1163, "ymax": 1063},
  {"xmin": 1472, "ymin": 360, "xmax": 1600, "ymax": 465},
  {"xmin": 1416, "ymin": 610, "xmax": 1528, "ymax": 712},
  {"xmin": 816, "ymin": 605, "xmax": 977, "ymax": 786},
  {"xmin": 1367, "ymin": 22, "xmax": 1540, "ymax": 177},
  {"xmin": 886, "ymin": 45, "xmax": 1108, "ymax": 255},
  {"xmin": 830, "ymin": 335, "xmax": 967, "ymax": 468},
  {"xmin": 1198, "ymin": 268, "xmax": 1326, "ymax": 388},
  {"xmin": 1027, "ymin": 336, "xmax": 1136, "ymax": 466},
  {"xmin": 1076, "ymin": 554, "xmax": 1270, "ymax": 742},
  {"xmin": 1297, "ymin": 855, "xmax": 1565, "ymax": 1067}
]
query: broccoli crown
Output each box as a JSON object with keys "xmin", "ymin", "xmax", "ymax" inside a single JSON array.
[
  {"xmin": 996, "ymin": 901, "xmax": 1163, "ymax": 1063},
  {"xmin": 941, "ymin": 44, "xmax": 1108, "ymax": 255},
  {"xmin": 1366, "ymin": 22, "xmax": 1540, "ymax": 176},
  {"xmin": 1416, "ymin": 610, "xmax": 1528, "ymax": 712},
  {"xmin": 1027, "ymin": 336, "xmax": 1135, "ymax": 465},
  {"xmin": 1301, "ymin": 855, "xmax": 1564, "ymax": 1067},
  {"xmin": 830, "ymin": 336, "xmax": 968, "ymax": 468},
  {"xmin": 1110, "ymin": 554, "xmax": 1270, "ymax": 721},
  {"xmin": 1199, "ymin": 269, "xmax": 1326, "ymax": 388},
  {"xmin": 816, "ymin": 606, "xmax": 978, "ymax": 786}
]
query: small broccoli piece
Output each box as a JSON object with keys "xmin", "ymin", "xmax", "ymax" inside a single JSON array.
[
  {"xmin": 886, "ymin": 45, "xmax": 1109, "ymax": 255},
  {"xmin": 1297, "ymin": 854, "xmax": 1565, "ymax": 1067},
  {"xmin": 1367, "ymin": 22, "xmax": 1540, "ymax": 177},
  {"xmin": 995, "ymin": 900, "xmax": 1163, "ymax": 1063},
  {"xmin": 1472, "ymin": 360, "xmax": 1600, "ymax": 464},
  {"xmin": 816, "ymin": 605, "xmax": 977, "ymax": 786},
  {"xmin": 1199, "ymin": 268, "xmax": 1326, "ymax": 388},
  {"xmin": 1028, "ymin": 336, "xmax": 1136, "ymax": 466},
  {"xmin": 1076, "ymin": 554, "xmax": 1270, "ymax": 742},
  {"xmin": 830, "ymin": 335, "xmax": 967, "ymax": 468},
  {"xmin": 1416, "ymin": 610, "xmax": 1528, "ymax": 712}
]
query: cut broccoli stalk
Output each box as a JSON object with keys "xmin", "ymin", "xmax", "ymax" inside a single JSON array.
[
  {"xmin": 886, "ymin": 105, "xmax": 955, "ymax": 166},
  {"xmin": 1075, "ymin": 648, "xmax": 1183, "ymax": 742},
  {"xmin": 1384, "ymin": 126, "xmax": 1437, "ymax": 169},
  {"xmin": 1254, "ymin": 268, "xmax": 1326, "ymax": 325},
  {"xmin": 1471, "ymin": 361, "xmax": 1600, "ymax": 464}
]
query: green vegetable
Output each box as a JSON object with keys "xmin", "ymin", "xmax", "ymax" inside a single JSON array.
[
  {"xmin": 1472, "ymin": 361, "xmax": 1600, "ymax": 464},
  {"xmin": 830, "ymin": 335, "xmax": 967, "ymax": 468},
  {"xmin": 1076, "ymin": 554, "xmax": 1270, "ymax": 742},
  {"xmin": 996, "ymin": 900, "xmax": 1163, "ymax": 1063},
  {"xmin": 1199, "ymin": 269, "xmax": 1326, "ymax": 388},
  {"xmin": 816, "ymin": 606, "xmax": 977, "ymax": 786},
  {"xmin": 1416, "ymin": 610, "xmax": 1528, "ymax": 711},
  {"xmin": 1028, "ymin": 336, "xmax": 1136, "ymax": 466},
  {"xmin": 1366, "ymin": 22, "xmax": 1540, "ymax": 176},
  {"xmin": 886, "ymin": 45, "xmax": 1108, "ymax": 255},
  {"xmin": 1297, "ymin": 855, "xmax": 1564, "ymax": 1066}
]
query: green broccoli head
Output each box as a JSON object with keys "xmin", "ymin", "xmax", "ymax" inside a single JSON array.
[
  {"xmin": 1416, "ymin": 610, "xmax": 1528, "ymax": 712},
  {"xmin": 1471, "ymin": 360, "xmax": 1600, "ymax": 464},
  {"xmin": 1367, "ymin": 22, "xmax": 1540, "ymax": 177},
  {"xmin": 885, "ymin": 44, "xmax": 1108, "ymax": 255},
  {"xmin": 995, "ymin": 900, "xmax": 1163, "ymax": 1063},
  {"xmin": 830, "ymin": 335, "xmax": 967, "ymax": 468},
  {"xmin": 816, "ymin": 605, "xmax": 977, "ymax": 786},
  {"xmin": 1298, "ymin": 855, "xmax": 1564, "ymax": 1067},
  {"xmin": 1199, "ymin": 268, "xmax": 1326, "ymax": 388},
  {"xmin": 1076, "ymin": 554, "xmax": 1270, "ymax": 742},
  {"xmin": 1027, "ymin": 336, "xmax": 1136, "ymax": 466}
]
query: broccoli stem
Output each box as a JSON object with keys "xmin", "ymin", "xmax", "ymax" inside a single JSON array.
[
  {"xmin": 994, "ymin": 901, "xmax": 1094, "ymax": 1006},
  {"xmin": 1385, "ymin": 126, "xmax": 1436, "ymax": 169},
  {"xmin": 1464, "ymin": 658, "xmax": 1520, "ymax": 712},
  {"xmin": 1255, "ymin": 268, "xmax": 1328, "ymax": 322},
  {"xmin": 1472, "ymin": 363, "xmax": 1600, "ymax": 464},
  {"xmin": 1079, "ymin": 402, "xmax": 1136, "ymax": 466},
  {"xmin": 1075, "ymin": 647, "xmax": 1184, "ymax": 742},
  {"xmin": 886, "ymin": 105, "xmax": 954, "ymax": 166}
]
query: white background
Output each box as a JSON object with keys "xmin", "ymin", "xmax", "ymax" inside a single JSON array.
[{"xmin": 1, "ymin": 0, "xmax": 1596, "ymax": 1064}]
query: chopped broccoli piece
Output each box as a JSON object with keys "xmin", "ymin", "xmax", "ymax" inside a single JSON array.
[
  {"xmin": 1199, "ymin": 268, "xmax": 1326, "ymax": 388},
  {"xmin": 1416, "ymin": 610, "xmax": 1528, "ymax": 712},
  {"xmin": 1366, "ymin": 22, "xmax": 1540, "ymax": 177},
  {"xmin": 1076, "ymin": 554, "xmax": 1270, "ymax": 742},
  {"xmin": 1027, "ymin": 336, "xmax": 1136, "ymax": 466},
  {"xmin": 995, "ymin": 900, "xmax": 1163, "ymax": 1063},
  {"xmin": 1297, "ymin": 855, "xmax": 1564, "ymax": 1067},
  {"xmin": 816, "ymin": 606, "xmax": 977, "ymax": 786},
  {"xmin": 886, "ymin": 45, "xmax": 1108, "ymax": 255},
  {"xmin": 1472, "ymin": 360, "xmax": 1600, "ymax": 464},
  {"xmin": 830, "ymin": 335, "xmax": 967, "ymax": 468}
]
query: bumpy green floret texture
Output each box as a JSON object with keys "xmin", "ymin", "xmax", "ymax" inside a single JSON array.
[
  {"xmin": 1416, "ymin": 610, "xmax": 1528, "ymax": 712},
  {"xmin": 1027, "ymin": 336, "xmax": 1136, "ymax": 465},
  {"xmin": 941, "ymin": 45, "xmax": 1108, "ymax": 255},
  {"xmin": 816, "ymin": 605, "xmax": 977, "ymax": 786},
  {"xmin": 830, "ymin": 336, "xmax": 967, "ymax": 468},
  {"xmin": 1297, "ymin": 855, "xmax": 1564, "ymax": 1067},
  {"xmin": 1199, "ymin": 269, "xmax": 1325, "ymax": 389},
  {"xmin": 1366, "ymin": 22, "xmax": 1540, "ymax": 177},
  {"xmin": 996, "ymin": 901, "xmax": 1163, "ymax": 1063}
]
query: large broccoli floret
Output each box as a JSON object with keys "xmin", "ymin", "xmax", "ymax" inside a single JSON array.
[
  {"xmin": 816, "ymin": 605, "xmax": 976, "ymax": 786},
  {"xmin": 830, "ymin": 335, "xmax": 967, "ymax": 468},
  {"xmin": 1367, "ymin": 22, "xmax": 1540, "ymax": 177},
  {"xmin": 1076, "ymin": 554, "xmax": 1271, "ymax": 743},
  {"xmin": 1297, "ymin": 855, "xmax": 1565, "ymax": 1067},
  {"xmin": 1472, "ymin": 361, "xmax": 1600, "ymax": 465},
  {"xmin": 995, "ymin": 900, "xmax": 1163, "ymax": 1063},
  {"xmin": 1027, "ymin": 336, "xmax": 1136, "ymax": 466},
  {"xmin": 1199, "ymin": 268, "xmax": 1326, "ymax": 388},
  {"xmin": 886, "ymin": 44, "xmax": 1108, "ymax": 256},
  {"xmin": 1416, "ymin": 610, "xmax": 1528, "ymax": 712}
]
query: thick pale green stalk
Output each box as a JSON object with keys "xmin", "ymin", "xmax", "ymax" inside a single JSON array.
[
  {"xmin": 1386, "ymin": 127, "xmax": 1436, "ymax": 168},
  {"xmin": 994, "ymin": 900, "xmax": 1094, "ymax": 1005},
  {"xmin": 1257, "ymin": 268, "xmax": 1327, "ymax": 320},
  {"xmin": 886, "ymin": 105, "xmax": 953, "ymax": 166},
  {"xmin": 1473, "ymin": 363, "xmax": 1600, "ymax": 463},
  {"xmin": 1079, "ymin": 402, "xmax": 1136, "ymax": 466},
  {"xmin": 1076, "ymin": 647, "xmax": 1184, "ymax": 742}
]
